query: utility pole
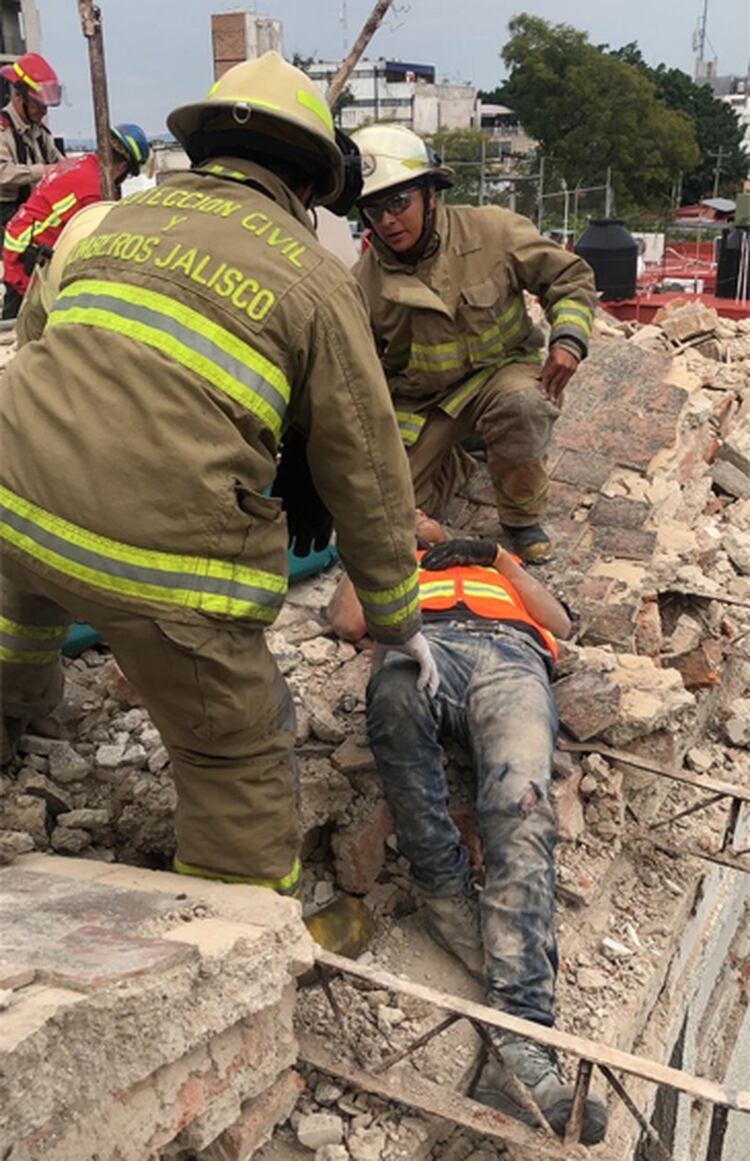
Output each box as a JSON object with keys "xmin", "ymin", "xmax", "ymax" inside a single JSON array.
[
  {"xmin": 327, "ymin": 0, "xmax": 395, "ymax": 108},
  {"xmin": 76, "ymin": 1, "xmax": 115, "ymax": 200},
  {"xmin": 709, "ymin": 146, "xmax": 725, "ymax": 197}
]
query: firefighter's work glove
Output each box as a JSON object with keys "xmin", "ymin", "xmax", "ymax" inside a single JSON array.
[
  {"xmin": 272, "ymin": 428, "xmax": 333, "ymax": 557},
  {"xmin": 421, "ymin": 538, "xmax": 499, "ymax": 571},
  {"xmin": 371, "ymin": 632, "xmax": 440, "ymax": 697},
  {"xmin": 21, "ymin": 242, "xmax": 53, "ymax": 278}
]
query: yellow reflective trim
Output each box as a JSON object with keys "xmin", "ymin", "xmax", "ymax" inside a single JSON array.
[
  {"xmin": 364, "ymin": 593, "xmax": 421, "ymax": 627},
  {"xmin": 173, "ymin": 854, "xmax": 302, "ymax": 894},
  {"xmin": 0, "ymin": 643, "xmax": 60, "ymax": 664},
  {"xmin": 296, "ymin": 88, "xmax": 334, "ymax": 133},
  {"xmin": 0, "ymin": 613, "xmax": 67, "ymax": 641},
  {"xmin": 462, "ymin": 583, "xmax": 514, "ymax": 602},
  {"xmin": 13, "ymin": 62, "xmax": 41, "ymax": 91},
  {"xmin": 357, "ymin": 570, "xmax": 419, "ymax": 607},
  {"xmin": 551, "ymin": 313, "xmax": 592, "ymax": 334},
  {"xmin": 441, "ymin": 366, "xmax": 495, "ymax": 416},
  {"xmin": 395, "ymin": 409, "xmax": 426, "ymax": 446},
  {"xmin": 50, "ymin": 279, "xmax": 289, "ymax": 440},
  {"xmin": 0, "ymin": 485, "xmax": 286, "ymax": 621},
  {"xmin": 3, "ymin": 232, "xmax": 30, "ymax": 253},
  {"xmin": 418, "ymin": 581, "xmax": 455, "ymax": 597}
]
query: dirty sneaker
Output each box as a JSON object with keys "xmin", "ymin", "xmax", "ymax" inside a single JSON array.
[
  {"xmin": 421, "ymin": 884, "xmax": 484, "ymax": 980},
  {"xmin": 501, "ymin": 523, "xmax": 552, "ymax": 564},
  {"xmin": 473, "ymin": 1034, "xmax": 608, "ymax": 1145}
]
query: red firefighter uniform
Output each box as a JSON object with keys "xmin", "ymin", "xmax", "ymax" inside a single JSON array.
[{"xmin": 3, "ymin": 154, "xmax": 104, "ymax": 297}]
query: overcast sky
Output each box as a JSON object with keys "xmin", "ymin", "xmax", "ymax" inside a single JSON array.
[{"xmin": 36, "ymin": 0, "xmax": 750, "ymax": 139}]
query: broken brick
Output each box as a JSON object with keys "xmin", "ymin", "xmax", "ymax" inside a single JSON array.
[
  {"xmin": 592, "ymin": 525, "xmax": 657, "ymax": 562},
  {"xmin": 665, "ymin": 639, "xmax": 723, "ymax": 690},
  {"xmin": 554, "ymin": 670, "xmax": 621, "ymax": 741},
  {"xmin": 202, "ymin": 1069, "xmax": 303, "ymax": 1161},
  {"xmin": 634, "ymin": 596, "xmax": 662, "ymax": 658},
  {"xmin": 588, "ymin": 495, "xmax": 650, "ymax": 530},
  {"xmin": 331, "ymin": 798, "xmax": 393, "ymax": 895}
]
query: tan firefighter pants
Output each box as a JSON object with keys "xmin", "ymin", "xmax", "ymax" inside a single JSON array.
[
  {"xmin": 0, "ymin": 555, "xmax": 301, "ymax": 890},
  {"xmin": 404, "ymin": 361, "xmax": 560, "ymax": 527}
]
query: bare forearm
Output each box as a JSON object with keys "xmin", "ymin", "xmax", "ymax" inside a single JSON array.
[{"xmin": 494, "ymin": 549, "xmax": 571, "ymax": 638}]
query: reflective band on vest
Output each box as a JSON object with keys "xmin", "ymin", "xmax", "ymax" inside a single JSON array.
[
  {"xmin": 417, "ymin": 554, "xmax": 557, "ymax": 660},
  {"xmin": 48, "ymin": 279, "xmax": 290, "ymax": 442},
  {"xmin": 0, "ymin": 484, "xmax": 287, "ymax": 622}
]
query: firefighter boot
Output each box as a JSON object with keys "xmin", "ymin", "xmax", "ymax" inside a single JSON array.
[
  {"xmin": 501, "ymin": 523, "xmax": 552, "ymax": 565},
  {"xmin": 474, "ymin": 1033, "xmax": 608, "ymax": 1145},
  {"xmin": 421, "ymin": 883, "xmax": 484, "ymax": 980}
]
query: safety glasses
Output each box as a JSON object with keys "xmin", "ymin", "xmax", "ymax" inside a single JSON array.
[{"xmin": 362, "ymin": 187, "xmax": 420, "ymax": 224}]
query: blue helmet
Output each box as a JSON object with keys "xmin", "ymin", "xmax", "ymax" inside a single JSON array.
[{"xmin": 111, "ymin": 123, "xmax": 150, "ymax": 175}]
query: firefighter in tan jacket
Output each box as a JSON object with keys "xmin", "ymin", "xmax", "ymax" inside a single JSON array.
[
  {"xmin": 351, "ymin": 124, "xmax": 597, "ymax": 562},
  {"xmin": 0, "ymin": 54, "xmax": 437, "ymax": 896}
]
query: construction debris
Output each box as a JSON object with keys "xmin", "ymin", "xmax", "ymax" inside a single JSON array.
[{"xmin": 1, "ymin": 302, "xmax": 750, "ymax": 1159}]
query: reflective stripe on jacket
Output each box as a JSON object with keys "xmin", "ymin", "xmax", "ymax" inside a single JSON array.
[
  {"xmin": 0, "ymin": 159, "xmax": 421, "ymax": 644},
  {"xmin": 3, "ymin": 154, "xmax": 102, "ymax": 294},
  {"xmin": 417, "ymin": 552, "xmax": 558, "ymax": 660},
  {"xmin": 355, "ymin": 202, "xmax": 597, "ymax": 420}
]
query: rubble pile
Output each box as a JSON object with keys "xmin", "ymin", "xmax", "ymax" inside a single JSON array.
[{"xmin": 1, "ymin": 302, "xmax": 749, "ymax": 1159}]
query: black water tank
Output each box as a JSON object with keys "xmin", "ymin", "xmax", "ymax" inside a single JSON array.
[
  {"xmin": 574, "ymin": 218, "xmax": 638, "ymax": 301},
  {"xmin": 716, "ymin": 227, "xmax": 750, "ymax": 299}
]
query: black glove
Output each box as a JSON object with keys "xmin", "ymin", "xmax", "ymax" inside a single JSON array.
[
  {"xmin": 272, "ymin": 428, "xmax": 333, "ymax": 557},
  {"xmin": 421, "ymin": 538, "xmax": 498, "ymax": 571},
  {"xmin": 21, "ymin": 242, "xmax": 53, "ymax": 278}
]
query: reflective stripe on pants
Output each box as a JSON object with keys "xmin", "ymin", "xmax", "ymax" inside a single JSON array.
[{"xmin": 0, "ymin": 554, "xmax": 301, "ymax": 884}]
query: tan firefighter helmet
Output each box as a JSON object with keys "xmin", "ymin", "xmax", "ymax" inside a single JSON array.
[
  {"xmin": 351, "ymin": 123, "xmax": 453, "ymax": 202},
  {"xmin": 167, "ymin": 52, "xmax": 344, "ymax": 205}
]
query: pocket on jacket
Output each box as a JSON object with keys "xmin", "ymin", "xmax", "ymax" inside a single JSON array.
[{"xmin": 234, "ymin": 483, "xmax": 284, "ymax": 525}]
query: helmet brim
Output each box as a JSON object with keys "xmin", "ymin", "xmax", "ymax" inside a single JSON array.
[
  {"xmin": 358, "ymin": 166, "xmax": 454, "ymax": 206},
  {"xmin": 167, "ymin": 99, "xmax": 344, "ymax": 205}
]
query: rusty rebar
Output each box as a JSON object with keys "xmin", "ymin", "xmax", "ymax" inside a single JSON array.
[
  {"xmin": 374, "ymin": 1013, "xmax": 460, "ymax": 1074},
  {"xmin": 76, "ymin": 1, "xmax": 115, "ymax": 200},
  {"xmin": 598, "ymin": 1065, "xmax": 673, "ymax": 1161},
  {"xmin": 564, "ymin": 1058, "xmax": 594, "ymax": 1145}
]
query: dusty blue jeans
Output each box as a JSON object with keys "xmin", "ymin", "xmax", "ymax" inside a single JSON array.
[{"xmin": 367, "ymin": 623, "xmax": 558, "ymax": 1026}]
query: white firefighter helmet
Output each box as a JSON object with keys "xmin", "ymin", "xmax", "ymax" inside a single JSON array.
[
  {"xmin": 167, "ymin": 52, "xmax": 344, "ymax": 205},
  {"xmin": 351, "ymin": 123, "xmax": 453, "ymax": 203}
]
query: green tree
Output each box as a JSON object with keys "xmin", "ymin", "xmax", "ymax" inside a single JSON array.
[
  {"xmin": 610, "ymin": 44, "xmax": 747, "ymax": 202},
  {"xmin": 500, "ymin": 15, "xmax": 699, "ymax": 213}
]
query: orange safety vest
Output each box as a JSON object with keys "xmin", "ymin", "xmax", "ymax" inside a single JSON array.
[{"xmin": 417, "ymin": 551, "xmax": 558, "ymax": 661}]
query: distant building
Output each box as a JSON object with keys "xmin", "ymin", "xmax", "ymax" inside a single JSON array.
[
  {"xmin": 0, "ymin": 1, "xmax": 41, "ymax": 76},
  {"xmin": 307, "ymin": 57, "xmax": 475, "ymax": 132},
  {"xmin": 211, "ymin": 8, "xmax": 283, "ymax": 80},
  {"xmin": 476, "ymin": 101, "xmax": 536, "ymax": 157},
  {"xmin": 709, "ymin": 74, "xmax": 750, "ymax": 155}
]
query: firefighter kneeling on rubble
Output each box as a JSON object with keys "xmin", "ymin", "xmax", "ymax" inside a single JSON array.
[
  {"xmin": 351, "ymin": 124, "xmax": 598, "ymax": 564},
  {"xmin": 327, "ymin": 515, "xmax": 608, "ymax": 1143},
  {"xmin": 0, "ymin": 53, "xmax": 436, "ymax": 898}
]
